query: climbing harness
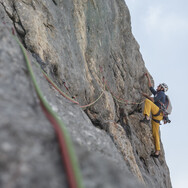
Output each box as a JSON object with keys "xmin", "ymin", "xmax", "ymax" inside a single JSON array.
[
  {"xmin": 152, "ymin": 99, "xmax": 171, "ymax": 124},
  {"xmin": 152, "ymin": 118, "xmax": 161, "ymax": 124},
  {"xmin": 14, "ymin": 36, "xmax": 84, "ymax": 188}
]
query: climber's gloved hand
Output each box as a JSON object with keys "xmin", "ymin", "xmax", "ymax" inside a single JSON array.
[{"xmin": 145, "ymin": 72, "xmax": 149, "ymax": 78}]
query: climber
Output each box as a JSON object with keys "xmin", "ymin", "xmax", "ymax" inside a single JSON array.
[{"xmin": 140, "ymin": 72, "xmax": 168, "ymax": 158}]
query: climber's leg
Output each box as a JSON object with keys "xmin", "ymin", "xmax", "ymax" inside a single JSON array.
[
  {"xmin": 143, "ymin": 99, "xmax": 160, "ymax": 117},
  {"xmin": 151, "ymin": 112, "xmax": 163, "ymax": 152},
  {"xmin": 152, "ymin": 120, "xmax": 160, "ymax": 151},
  {"xmin": 140, "ymin": 99, "xmax": 161, "ymax": 124}
]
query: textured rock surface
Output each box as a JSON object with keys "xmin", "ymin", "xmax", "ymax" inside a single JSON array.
[{"xmin": 0, "ymin": 0, "xmax": 171, "ymax": 188}]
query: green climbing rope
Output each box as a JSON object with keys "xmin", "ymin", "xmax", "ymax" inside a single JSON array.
[{"xmin": 14, "ymin": 36, "xmax": 84, "ymax": 188}]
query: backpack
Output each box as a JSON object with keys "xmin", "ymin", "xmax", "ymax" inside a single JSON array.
[
  {"xmin": 164, "ymin": 95, "xmax": 172, "ymax": 115},
  {"xmin": 160, "ymin": 95, "xmax": 172, "ymax": 124},
  {"xmin": 153, "ymin": 95, "xmax": 172, "ymax": 124}
]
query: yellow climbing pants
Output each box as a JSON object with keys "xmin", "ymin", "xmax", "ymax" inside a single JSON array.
[{"xmin": 143, "ymin": 99, "xmax": 163, "ymax": 151}]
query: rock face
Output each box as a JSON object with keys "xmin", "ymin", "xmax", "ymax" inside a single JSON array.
[{"xmin": 0, "ymin": 0, "xmax": 172, "ymax": 188}]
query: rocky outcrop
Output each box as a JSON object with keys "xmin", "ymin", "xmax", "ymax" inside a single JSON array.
[{"xmin": 0, "ymin": 0, "xmax": 172, "ymax": 187}]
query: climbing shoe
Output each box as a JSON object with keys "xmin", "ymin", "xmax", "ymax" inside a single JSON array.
[
  {"xmin": 150, "ymin": 152, "xmax": 160, "ymax": 158},
  {"xmin": 140, "ymin": 118, "xmax": 150, "ymax": 124}
]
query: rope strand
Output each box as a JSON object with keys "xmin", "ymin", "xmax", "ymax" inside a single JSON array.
[{"xmin": 14, "ymin": 36, "xmax": 84, "ymax": 188}]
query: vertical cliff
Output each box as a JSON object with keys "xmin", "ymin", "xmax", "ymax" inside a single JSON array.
[{"xmin": 0, "ymin": 0, "xmax": 172, "ymax": 187}]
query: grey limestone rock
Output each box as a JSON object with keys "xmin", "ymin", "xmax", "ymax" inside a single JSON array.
[{"xmin": 0, "ymin": 0, "xmax": 171, "ymax": 188}]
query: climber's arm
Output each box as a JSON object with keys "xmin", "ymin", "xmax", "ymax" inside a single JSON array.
[
  {"xmin": 142, "ymin": 93, "xmax": 154, "ymax": 102},
  {"xmin": 145, "ymin": 73, "xmax": 152, "ymax": 88}
]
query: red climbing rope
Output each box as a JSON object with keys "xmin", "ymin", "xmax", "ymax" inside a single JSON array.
[
  {"xmin": 14, "ymin": 35, "xmax": 84, "ymax": 188},
  {"xmin": 42, "ymin": 70, "xmax": 104, "ymax": 108},
  {"xmin": 40, "ymin": 101, "xmax": 77, "ymax": 188},
  {"xmin": 43, "ymin": 72, "xmax": 80, "ymax": 105}
]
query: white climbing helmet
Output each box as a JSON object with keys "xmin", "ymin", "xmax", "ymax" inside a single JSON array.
[{"xmin": 160, "ymin": 83, "xmax": 168, "ymax": 92}]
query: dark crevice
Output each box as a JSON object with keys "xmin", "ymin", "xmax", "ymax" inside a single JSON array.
[
  {"xmin": 128, "ymin": 104, "xmax": 142, "ymax": 115},
  {"xmin": 84, "ymin": 89, "xmax": 89, "ymax": 104},
  {"xmin": 85, "ymin": 109, "xmax": 109, "ymax": 131},
  {"xmin": 49, "ymin": 63, "xmax": 67, "ymax": 89},
  {"xmin": 21, "ymin": 0, "xmax": 36, "ymax": 10},
  {"xmin": 91, "ymin": 119, "xmax": 109, "ymax": 131},
  {"xmin": 1, "ymin": 2, "xmax": 13, "ymax": 19},
  {"xmin": 32, "ymin": 53, "xmax": 48, "ymax": 72},
  {"xmin": 43, "ymin": 22, "xmax": 55, "ymax": 32},
  {"xmin": 14, "ymin": 22, "xmax": 25, "ymax": 36},
  {"xmin": 119, "ymin": 108, "xmax": 132, "ymax": 139},
  {"xmin": 91, "ymin": 119, "xmax": 106, "ymax": 130},
  {"xmin": 32, "ymin": 53, "xmax": 73, "ymax": 100},
  {"xmin": 52, "ymin": 0, "xmax": 58, "ymax": 6},
  {"xmin": 136, "ymin": 150, "xmax": 138, "ymax": 155},
  {"xmin": 1, "ymin": 1, "xmax": 27, "ymax": 49},
  {"xmin": 140, "ymin": 157, "xmax": 149, "ymax": 173},
  {"xmin": 12, "ymin": 2, "xmax": 27, "ymax": 39},
  {"xmin": 153, "ymin": 158, "xmax": 159, "ymax": 167},
  {"xmin": 111, "ymin": 50, "xmax": 126, "ymax": 78},
  {"xmin": 140, "ymin": 157, "xmax": 147, "ymax": 167},
  {"xmin": 50, "ymin": 64, "xmax": 59, "ymax": 77}
]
